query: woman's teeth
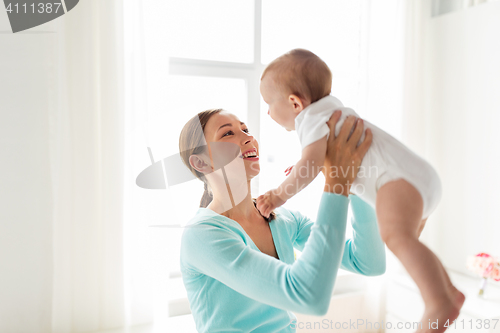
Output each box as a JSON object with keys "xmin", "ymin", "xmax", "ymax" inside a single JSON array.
[{"xmin": 242, "ymin": 151, "xmax": 257, "ymax": 158}]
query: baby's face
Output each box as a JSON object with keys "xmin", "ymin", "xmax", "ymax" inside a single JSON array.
[{"xmin": 260, "ymin": 75, "xmax": 297, "ymax": 131}]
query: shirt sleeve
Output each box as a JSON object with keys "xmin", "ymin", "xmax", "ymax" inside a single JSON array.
[
  {"xmin": 297, "ymin": 113, "xmax": 331, "ymax": 150},
  {"xmin": 339, "ymin": 195, "xmax": 386, "ymax": 276},
  {"xmin": 293, "ymin": 194, "xmax": 386, "ymax": 276},
  {"xmin": 180, "ymin": 192, "xmax": 349, "ymax": 316}
]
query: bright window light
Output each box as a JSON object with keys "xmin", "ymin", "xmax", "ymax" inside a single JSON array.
[
  {"xmin": 261, "ymin": 0, "xmax": 362, "ymax": 73},
  {"xmin": 165, "ymin": 0, "xmax": 255, "ymax": 63}
]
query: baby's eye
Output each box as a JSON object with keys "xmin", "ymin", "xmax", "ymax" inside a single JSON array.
[{"xmin": 243, "ymin": 128, "xmax": 249, "ymax": 133}]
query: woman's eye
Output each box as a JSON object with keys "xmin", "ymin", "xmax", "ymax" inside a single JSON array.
[
  {"xmin": 222, "ymin": 128, "xmax": 249, "ymax": 137},
  {"xmin": 222, "ymin": 130, "xmax": 234, "ymax": 137}
]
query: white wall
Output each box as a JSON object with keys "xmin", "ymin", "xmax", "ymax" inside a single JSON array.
[
  {"xmin": 423, "ymin": 1, "xmax": 500, "ymax": 275},
  {"xmin": 0, "ymin": 12, "xmax": 57, "ymax": 333}
]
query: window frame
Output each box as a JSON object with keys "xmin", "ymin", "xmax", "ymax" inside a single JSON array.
[
  {"xmin": 168, "ymin": 0, "xmax": 264, "ymax": 193},
  {"xmin": 165, "ymin": 1, "xmax": 265, "ymax": 310}
]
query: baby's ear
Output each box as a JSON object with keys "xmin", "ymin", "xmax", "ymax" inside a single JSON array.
[{"xmin": 288, "ymin": 94, "xmax": 305, "ymax": 113}]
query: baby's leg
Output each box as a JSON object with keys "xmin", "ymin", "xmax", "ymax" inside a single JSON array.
[
  {"xmin": 417, "ymin": 218, "xmax": 465, "ymax": 310},
  {"xmin": 377, "ymin": 180, "xmax": 461, "ymax": 332}
]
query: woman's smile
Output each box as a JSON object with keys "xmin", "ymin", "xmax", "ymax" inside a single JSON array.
[
  {"xmin": 240, "ymin": 147, "xmax": 259, "ymax": 161},
  {"xmin": 243, "ymin": 156, "xmax": 259, "ymax": 161}
]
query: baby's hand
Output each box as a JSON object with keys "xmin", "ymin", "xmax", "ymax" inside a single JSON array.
[
  {"xmin": 284, "ymin": 165, "xmax": 294, "ymax": 176},
  {"xmin": 256, "ymin": 190, "xmax": 287, "ymax": 218}
]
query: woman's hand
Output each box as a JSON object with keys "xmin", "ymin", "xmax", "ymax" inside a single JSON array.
[{"xmin": 322, "ymin": 110, "xmax": 372, "ymax": 196}]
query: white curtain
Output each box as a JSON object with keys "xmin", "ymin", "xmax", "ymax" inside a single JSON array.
[
  {"xmin": 0, "ymin": 0, "xmax": 163, "ymax": 331},
  {"xmin": 397, "ymin": 0, "xmax": 500, "ymax": 277},
  {"xmin": 419, "ymin": 0, "xmax": 500, "ymax": 274},
  {"xmin": 122, "ymin": 0, "xmax": 174, "ymax": 328},
  {"xmin": 52, "ymin": 0, "xmax": 168, "ymax": 330},
  {"xmin": 50, "ymin": 1, "xmax": 129, "ymax": 332}
]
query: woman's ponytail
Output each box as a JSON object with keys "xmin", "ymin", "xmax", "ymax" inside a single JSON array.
[
  {"xmin": 179, "ymin": 109, "xmax": 222, "ymax": 208},
  {"xmin": 200, "ymin": 181, "xmax": 213, "ymax": 208}
]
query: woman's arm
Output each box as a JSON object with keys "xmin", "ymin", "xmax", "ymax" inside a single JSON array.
[
  {"xmin": 181, "ymin": 191, "xmax": 348, "ymax": 316},
  {"xmin": 322, "ymin": 112, "xmax": 384, "ymax": 274},
  {"xmin": 340, "ymin": 195, "xmax": 386, "ymax": 275},
  {"xmin": 292, "ymin": 195, "xmax": 386, "ymax": 276}
]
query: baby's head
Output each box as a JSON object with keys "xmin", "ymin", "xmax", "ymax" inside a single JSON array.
[{"xmin": 260, "ymin": 49, "xmax": 332, "ymax": 131}]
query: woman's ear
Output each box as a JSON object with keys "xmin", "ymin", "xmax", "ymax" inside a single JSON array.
[
  {"xmin": 288, "ymin": 94, "xmax": 308, "ymax": 114},
  {"xmin": 189, "ymin": 154, "xmax": 213, "ymax": 174}
]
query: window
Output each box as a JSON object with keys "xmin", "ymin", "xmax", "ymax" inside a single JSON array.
[
  {"xmin": 131, "ymin": 0, "xmax": 404, "ymax": 316},
  {"xmin": 157, "ymin": 0, "xmax": 365, "ymax": 269}
]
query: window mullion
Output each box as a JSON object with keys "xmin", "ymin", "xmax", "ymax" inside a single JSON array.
[
  {"xmin": 254, "ymin": 0, "xmax": 262, "ymax": 66},
  {"xmin": 248, "ymin": 0, "xmax": 263, "ymax": 143},
  {"xmin": 167, "ymin": 0, "xmax": 265, "ymax": 196},
  {"xmin": 249, "ymin": 0, "xmax": 263, "ymax": 196}
]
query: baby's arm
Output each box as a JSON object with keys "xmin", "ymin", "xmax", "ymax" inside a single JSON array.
[
  {"xmin": 256, "ymin": 136, "xmax": 327, "ymax": 218},
  {"xmin": 278, "ymin": 136, "xmax": 327, "ymax": 201}
]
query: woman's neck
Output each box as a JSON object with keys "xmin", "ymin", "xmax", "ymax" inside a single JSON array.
[{"xmin": 207, "ymin": 181, "xmax": 260, "ymax": 222}]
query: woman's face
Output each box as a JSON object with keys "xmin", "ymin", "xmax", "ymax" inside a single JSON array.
[{"xmin": 203, "ymin": 111, "xmax": 260, "ymax": 180}]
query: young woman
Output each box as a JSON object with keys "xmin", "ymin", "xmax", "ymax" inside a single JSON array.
[{"xmin": 178, "ymin": 108, "xmax": 385, "ymax": 332}]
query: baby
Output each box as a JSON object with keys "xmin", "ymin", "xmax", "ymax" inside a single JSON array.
[{"xmin": 256, "ymin": 49, "xmax": 464, "ymax": 333}]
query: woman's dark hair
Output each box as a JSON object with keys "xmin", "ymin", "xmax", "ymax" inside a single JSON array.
[{"xmin": 178, "ymin": 109, "xmax": 275, "ymax": 221}]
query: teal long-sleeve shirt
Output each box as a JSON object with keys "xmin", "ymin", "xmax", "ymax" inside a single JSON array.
[{"xmin": 180, "ymin": 193, "xmax": 386, "ymax": 333}]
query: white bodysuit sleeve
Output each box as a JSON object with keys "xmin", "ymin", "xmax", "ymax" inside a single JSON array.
[{"xmin": 295, "ymin": 95, "xmax": 345, "ymax": 150}]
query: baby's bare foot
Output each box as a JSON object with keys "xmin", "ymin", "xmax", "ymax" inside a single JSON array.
[
  {"xmin": 415, "ymin": 298, "xmax": 461, "ymax": 333},
  {"xmin": 449, "ymin": 286, "xmax": 465, "ymax": 311}
]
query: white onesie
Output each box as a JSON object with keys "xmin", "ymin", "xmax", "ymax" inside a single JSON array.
[{"xmin": 295, "ymin": 95, "xmax": 442, "ymax": 219}]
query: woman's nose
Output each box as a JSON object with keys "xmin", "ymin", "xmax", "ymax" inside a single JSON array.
[{"xmin": 243, "ymin": 134, "xmax": 254, "ymax": 145}]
